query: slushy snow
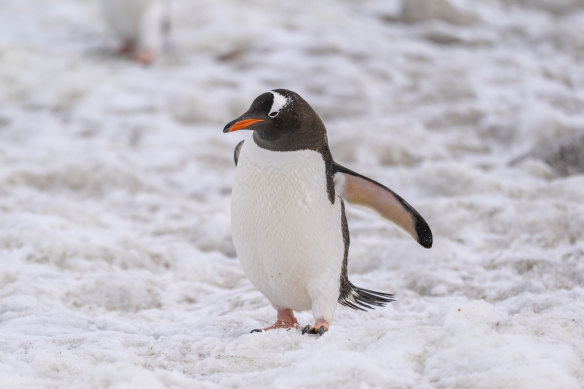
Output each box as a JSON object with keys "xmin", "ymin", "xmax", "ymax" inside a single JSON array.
[{"xmin": 0, "ymin": 0, "xmax": 583, "ymax": 388}]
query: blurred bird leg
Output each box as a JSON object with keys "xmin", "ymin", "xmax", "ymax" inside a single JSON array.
[
  {"xmin": 117, "ymin": 41, "xmax": 134, "ymax": 55},
  {"xmin": 134, "ymin": 49, "xmax": 154, "ymax": 65}
]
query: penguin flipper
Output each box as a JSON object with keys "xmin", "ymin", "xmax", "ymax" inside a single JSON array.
[
  {"xmin": 233, "ymin": 140, "xmax": 245, "ymax": 166},
  {"xmin": 333, "ymin": 163, "xmax": 432, "ymax": 248}
]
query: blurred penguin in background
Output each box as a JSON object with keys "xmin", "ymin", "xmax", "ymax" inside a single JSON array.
[{"xmin": 100, "ymin": 0, "xmax": 171, "ymax": 64}]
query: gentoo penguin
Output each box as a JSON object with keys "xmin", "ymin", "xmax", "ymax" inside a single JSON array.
[
  {"xmin": 223, "ymin": 90, "xmax": 432, "ymax": 335},
  {"xmin": 99, "ymin": 0, "xmax": 170, "ymax": 64}
]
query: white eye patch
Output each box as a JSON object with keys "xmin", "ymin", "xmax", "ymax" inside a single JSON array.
[{"xmin": 269, "ymin": 91, "xmax": 290, "ymax": 118}]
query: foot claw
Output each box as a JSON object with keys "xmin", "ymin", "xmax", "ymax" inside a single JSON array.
[
  {"xmin": 301, "ymin": 319, "xmax": 329, "ymax": 336},
  {"xmin": 301, "ymin": 324, "xmax": 328, "ymax": 335}
]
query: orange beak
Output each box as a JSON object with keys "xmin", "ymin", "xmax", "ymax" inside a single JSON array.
[{"xmin": 224, "ymin": 118, "xmax": 264, "ymax": 133}]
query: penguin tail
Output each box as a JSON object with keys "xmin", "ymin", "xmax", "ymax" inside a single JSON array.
[{"xmin": 338, "ymin": 281, "xmax": 395, "ymax": 311}]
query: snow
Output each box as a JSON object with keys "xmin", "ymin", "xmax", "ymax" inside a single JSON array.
[{"xmin": 1, "ymin": 0, "xmax": 583, "ymax": 387}]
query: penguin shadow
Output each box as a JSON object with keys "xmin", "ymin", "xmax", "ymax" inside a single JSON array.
[{"xmin": 84, "ymin": 43, "xmax": 182, "ymax": 67}]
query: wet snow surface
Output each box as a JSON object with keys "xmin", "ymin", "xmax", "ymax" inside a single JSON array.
[{"xmin": 1, "ymin": 0, "xmax": 584, "ymax": 387}]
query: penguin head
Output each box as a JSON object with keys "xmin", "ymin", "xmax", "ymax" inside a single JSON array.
[{"xmin": 223, "ymin": 89, "xmax": 328, "ymax": 151}]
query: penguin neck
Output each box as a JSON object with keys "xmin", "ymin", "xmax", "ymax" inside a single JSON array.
[
  {"xmin": 251, "ymin": 132, "xmax": 336, "ymax": 204},
  {"xmin": 252, "ymin": 130, "xmax": 328, "ymax": 153}
]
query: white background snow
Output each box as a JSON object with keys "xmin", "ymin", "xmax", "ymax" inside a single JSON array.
[{"xmin": 1, "ymin": 0, "xmax": 583, "ymax": 387}]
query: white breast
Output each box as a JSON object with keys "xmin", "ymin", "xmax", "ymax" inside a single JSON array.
[{"xmin": 231, "ymin": 136, "xmax": 343, "ymax": 320}]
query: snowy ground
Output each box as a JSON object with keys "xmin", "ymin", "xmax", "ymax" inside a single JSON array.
[{"xmin": 1, "ymin": 0, "xmax": 584, "ymax": 387}]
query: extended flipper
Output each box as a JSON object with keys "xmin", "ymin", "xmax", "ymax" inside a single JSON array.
[
  {"xmin": 233, "ymin": 140, "xmax": 245, "ymax": 166},
  {"xmin": 333, "ymin": 163, "xmax": 432, "ymax": 248}
]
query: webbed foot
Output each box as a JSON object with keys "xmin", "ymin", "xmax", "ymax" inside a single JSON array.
[{"xmin": 250, "ymin": 308, "xmax": 301, "ymax": 333}]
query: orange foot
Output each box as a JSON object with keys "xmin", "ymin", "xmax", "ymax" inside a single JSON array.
[
  {"xmin": 302, "ymin": 318, "xmax": 329, "ymax": 336},
  {"xmin": 251, "ymin": 309, "xmax": 301, "ymax": 333},
  {"xmin": 134, "ymin": 49, "xmax": 153, "ymax": 65}
]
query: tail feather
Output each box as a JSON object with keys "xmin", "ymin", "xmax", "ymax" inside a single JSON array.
[{"xmin": 338, "ymin": 281, "xmax": 395, "ymax": 311}]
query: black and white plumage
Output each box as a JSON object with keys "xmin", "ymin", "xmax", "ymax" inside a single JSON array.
[{"xmin": 224, "ymin": 89, "xmax": 432, "ymax": 335}]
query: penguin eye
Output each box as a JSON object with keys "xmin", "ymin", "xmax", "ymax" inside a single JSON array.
[{"xmin": 268, "ymin": 111, "xmax": 278, "ymax": 118}]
